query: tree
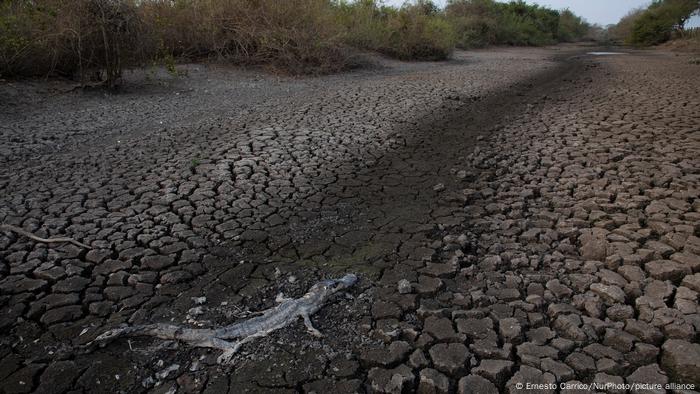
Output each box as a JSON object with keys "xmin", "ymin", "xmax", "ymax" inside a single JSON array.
[{"xmin": 629, "ymin": 0, "xmax": 699, "ymax": 45}]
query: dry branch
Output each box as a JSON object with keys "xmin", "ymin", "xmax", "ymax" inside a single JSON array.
[{"xmin": 0, "ymin": 224, "xmax": 91, "ymax": 249}]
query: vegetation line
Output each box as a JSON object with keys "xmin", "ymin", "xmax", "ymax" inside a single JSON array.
[{"xmin": 0, "ymin": 0, "xmax": 592, "ymax": 86}]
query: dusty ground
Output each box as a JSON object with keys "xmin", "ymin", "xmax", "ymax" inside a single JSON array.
[{"xmin": 1, "ymin": 45, "xmax": 699, "ymax": 393}]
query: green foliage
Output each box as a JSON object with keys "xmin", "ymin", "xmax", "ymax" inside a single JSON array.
[
  {"xmin": 335, "ymin": 0, "xmax": 393, "ymax": 50},
  {"xmin": 608, "ymin": 8, "xmax": 645, "ymax": 43},
  {"xmin": 445, "ymin": 0, "xmax": 499, "ymax": 48},
  {"xmin": 336, "ymin": 0, "xmax": 456, "ymax": 60},
  {"xmin": 446, "ymin": 0, "xmax": 589, "ymax": 48},
  {"xmin": 613, "ymin": 0, "xmax": 700, "ymax": 46},
  {"xmin": 631, "ymin": 10, "xmax": 675, "ymax": 45},
  {"xmin": 558, "ymin": 10, "xmax": 590, "ymax": 42},
  {"xmin": 380, "ymin": 2, "xmax": 456, "ymax": 60}
]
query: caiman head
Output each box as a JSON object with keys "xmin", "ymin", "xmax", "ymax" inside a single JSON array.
[{"xmin": 303, "ymin": 273, "xmax": 358, "ymax": 308}]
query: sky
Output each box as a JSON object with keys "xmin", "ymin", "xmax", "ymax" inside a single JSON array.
[{"xmin": 383, "ymin": 0, "xmax": 700, "ymax": 27}]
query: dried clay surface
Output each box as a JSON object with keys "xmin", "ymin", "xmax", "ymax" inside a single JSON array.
[{"xmin": 1, "ymin": 46, "xmax": 699, "ymax": 393}]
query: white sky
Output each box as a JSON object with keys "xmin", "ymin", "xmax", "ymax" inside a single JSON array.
[{"xmin": 382, "ymin": 0, "xmax": 700, "ymax": 27}]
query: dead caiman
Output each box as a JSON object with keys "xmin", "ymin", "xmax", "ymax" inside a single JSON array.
[{"xmin": 90, "ymin": 273, "xmax": 358, "ymax": 363}]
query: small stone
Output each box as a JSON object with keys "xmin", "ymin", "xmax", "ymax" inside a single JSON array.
[{"xmin": 398, "ymin": 279, "xmax": 412, "ymax": 294}]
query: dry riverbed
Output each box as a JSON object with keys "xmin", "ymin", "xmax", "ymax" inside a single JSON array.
[{"xmin": 1, "ymin": 45, "xmax": 699, "ymax": 393}]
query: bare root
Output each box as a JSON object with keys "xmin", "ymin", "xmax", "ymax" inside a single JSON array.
[{"xmin": 0, "ymin": 224, "xmax": 91, "ymax": 249}]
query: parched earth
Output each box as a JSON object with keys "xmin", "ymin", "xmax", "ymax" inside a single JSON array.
[{"xmin": 0, "ymin": 46, "xmax": 699, "ymax": 394}]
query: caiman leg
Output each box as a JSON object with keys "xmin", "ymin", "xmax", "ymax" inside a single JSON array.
[{"xmin": 302, "ymin": 313, "xmax": 323, "ymax": 338}]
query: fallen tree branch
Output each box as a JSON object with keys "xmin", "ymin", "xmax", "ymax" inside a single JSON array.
[
  {"xmin": 0, "ymin": 224, "xmax": 91, "ymax": 249},
  {"xmin": 90, "ymin": 273, "xmax": 358, "ymax": 363}
]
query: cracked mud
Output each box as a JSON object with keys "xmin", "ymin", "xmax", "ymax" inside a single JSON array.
[{"xmin": 1, "ymin": 46, "xmax": 699, "ymax": 393}]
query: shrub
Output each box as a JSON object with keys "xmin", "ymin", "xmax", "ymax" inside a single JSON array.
[
  {"xmin": 335, "ymin": 0, "xmax": 392, "ymax": 52},
  {"xmin": 630, "ymin": 10, "xmax": 676, "ymax": 45},
  {"xmin": 446, "ymin": 0, "xmax": 588, "ymax": 48},
  {"xmin": 446, "ymin": 0, "xmax": 499, "ymax": 48},
  {"xmin": 613, "ymin": 0, "xmax": 700, "ymax": 46},
  {"xmin": 379, "ymin": 3, "xmax": 456, "ymax": 60},
  {"xmin": 557, "ymin": 10, "xmax": 590, "ymax": 42},
  {"xmin": 337, "ymin": 0, "xmax": 456, "ymax": 60},
  {"xmin": 608, "ymin": 8, "xmax": 645, "ymax": 43},
  {"xmin": 139, "ymin": 0, "xmax": 349, "ymax": 74},
  {"xmin": 1, "ymin": 0, "xmax": 594, "ymax": 83},
  {"xmin": 0, "ymin": 0, "xmax": 143, "ymax": 86}
]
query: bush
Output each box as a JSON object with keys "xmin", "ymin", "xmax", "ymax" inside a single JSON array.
[
  {"xmin": 608, "ymin": 8, "xmax": 645, "ymax": 43},
  {"xmin": 446, "ymin": 0, "xmax": 588, "ymax": 48},
  {"xmin": 0, "ymin": 0, "xmax": 142, "ymax": 86},
  {"xmin": 612, "ymin": 0, "xmax": 700, "ymax": 46},
  {"xmin": 558, "ymin": 10, "xmax": 589, "ymax": 42},
  {"xmin": 0, "ymin": 0, "xmax": 594, "ymax": 83},
  {"xmin": 335, "ymin": 0, "xmax": 393, "ymax": 51},
  {"xmin": 630, "ymin": 10, "xmax": 676, "ymax": 45},
  {"xmin": 380, "ymin": 3, "xmax": 456, "ymax": 60},
  {"xmin": 337, "ymin": 0, "xmax": 456, "ymax": 60},
  {"xmin": 0, "ymin": 0, "xmax": 351, "ymax": 81},
  {"xmin": 446, "ymin": 0, "xmax": 499, "ymax": 48},
  {"xmin": 139, "ymin": 0, "xmax": 350, "ymax": 74}
]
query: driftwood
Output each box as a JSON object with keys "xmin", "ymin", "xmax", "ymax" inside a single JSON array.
[
  {"xmin": 0, "ymin": 224, "xmax": 91, "ymax": 249},
  {"xmin": 91, "ymin": 273, "xmax": 358, "ymax": 363}
]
